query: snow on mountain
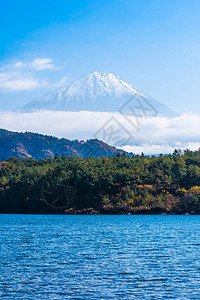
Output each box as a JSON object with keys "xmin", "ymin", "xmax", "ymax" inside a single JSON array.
[{"xmin": 21, "ymin": 72, "xmax": 178, "ymax": 117}]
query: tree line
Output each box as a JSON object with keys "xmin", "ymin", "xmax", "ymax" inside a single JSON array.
[{"xmin": 1, "ymin": 149, "xmax": 200, "ymax": 214}]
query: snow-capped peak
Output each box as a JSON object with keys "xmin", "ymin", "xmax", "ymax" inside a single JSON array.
[
  {"xmin": 21, "ymin": 71, "xmax": 178, "ymax": 117},
  {"xmin": 64, "ymin": 71, "xmax": 142, "ymax": 100}
]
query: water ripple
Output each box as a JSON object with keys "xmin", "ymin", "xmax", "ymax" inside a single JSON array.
[{"xmin": 0, "ymin": 215, "xmax": 200, "ymax": 299}]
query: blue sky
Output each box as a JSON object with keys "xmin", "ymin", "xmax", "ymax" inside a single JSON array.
[{"xmin": 1, "ymin": 0, "xmax": 200, "ymax": 113}]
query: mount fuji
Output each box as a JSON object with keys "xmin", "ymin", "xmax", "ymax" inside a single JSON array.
[{"xmin": 21, "ymin": 72, "xmax": 178, "ymax": 117}]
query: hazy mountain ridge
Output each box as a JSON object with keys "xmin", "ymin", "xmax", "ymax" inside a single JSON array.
[{"xmin": 0, "ymin": 129, "xmax": 127, "ymax": 160}]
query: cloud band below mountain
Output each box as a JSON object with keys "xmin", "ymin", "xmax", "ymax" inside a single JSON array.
[{"xmin": 0, "ymin": 111, "xmax": 198, "ymax": 155}]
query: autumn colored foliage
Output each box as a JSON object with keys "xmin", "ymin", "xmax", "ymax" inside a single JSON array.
[{"xmin": 1, "ymin": 149, "xmax": 200, "ymax": 214}]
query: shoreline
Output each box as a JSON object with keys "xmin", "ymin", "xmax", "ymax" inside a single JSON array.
[{"xmin": 0, "ymin": 211, "xmax": 196, "ymax": 215}]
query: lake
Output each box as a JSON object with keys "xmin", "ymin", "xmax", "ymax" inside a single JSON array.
[{"xmin": 0, "ymin": 215, "xmax": 200, "ymax": 299}]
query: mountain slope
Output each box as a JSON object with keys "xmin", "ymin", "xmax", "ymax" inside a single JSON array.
[
  {"xmin": 0, "ymin": 129, "xmax": 127, "ymax": 160},
  {"xmin": 21, "ymin": 72, "xmax": 178, "ymax": 117}
]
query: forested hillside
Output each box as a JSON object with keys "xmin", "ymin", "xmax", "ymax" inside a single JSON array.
[
  {"xmin": 0, "ymin": 129, "xmax": 125, "ymax": 160},
  {"xmin": 1, "ymin": 149, "xmax": 200, "ymax": 214}
]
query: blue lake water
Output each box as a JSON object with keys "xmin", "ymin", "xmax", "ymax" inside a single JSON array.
[{"xmin": 0, "ymin": 215, "xmax": 200, "ymax": 299}]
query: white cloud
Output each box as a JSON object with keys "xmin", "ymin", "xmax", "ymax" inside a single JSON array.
[
  {"xmin": 7, "ymin": 58, "xmax": 60, "ymax": 71},
  {"xmin": 29, "ymin": 58, "xmax": 60, "ymax": 70},
  {"xmin": 0, "ymin": 111, "xmax": 199, "ymax": 154},
  {"xmin": 0, "ymin": 72, "xmax": 47, "ymax": 91},
  {"xmin": 13, "ymin": 61, "xmax": 24, "ymax": 68},
  {"xmin": 0, "ymin": 57, "xmax": 60, "ymax": 92},
  {"xmin": 121, "ymin": 143, "xmax": 200, "ymax": 155}
]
